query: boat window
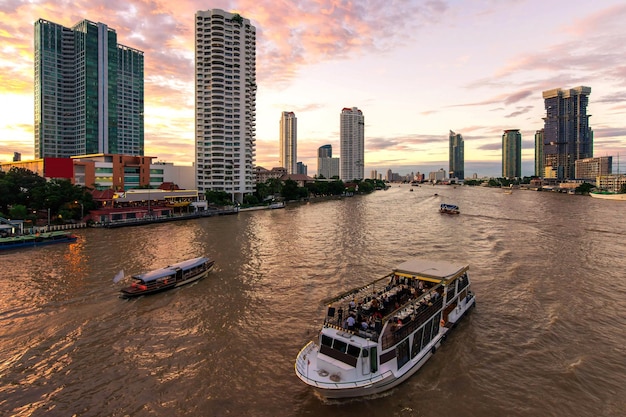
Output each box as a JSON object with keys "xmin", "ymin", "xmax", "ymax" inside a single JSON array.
[
  {"xmin": 370, "ymin": 347, "xmax": 378, "ymax": 373},
  {"xmin": 347, "ymin": 344, "xmax": 361, "ymax": 358},
  {"xmin": 333, "ymin": 339, "xmax": 347, "ymax": 353},
  {"xmin": 321, "ymin": 335, "xmax": 333, "ymax": 347},
  {"xmin": 411, "ymin": 327, "xmax": 424, "ymax": 358}
]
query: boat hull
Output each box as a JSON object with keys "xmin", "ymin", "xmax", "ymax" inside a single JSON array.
[
  {"xmin": 0, "ymin": 232, "xmax": 77, "ymax": 251},
  {"xmin": 306, "ymin": 338, "xmax": 444, "ymax": 399},
  {"xmin": 589, "ymin": 192, "xmax": 626, "ymax": 200}
]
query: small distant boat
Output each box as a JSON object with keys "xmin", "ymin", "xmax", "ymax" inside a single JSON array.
[
  {"xmin": 439, "ymin": 203, "xmax": 460, "ymax": 214},
  {"xmin": 294, "ymin": 258, "xmax": 476, "ymax": 399},
  {"xmin": 269, "ymin": 201, "xmax": 286, "ymax": 209},
  {"xmin": 589, "ymin": 191, "xmax": 626, "ymax": 201},
  {"xmin": 119, "ymin": 257, "xmax": 215, "ymax": 298},
  {"xmin": 409, "ymin": 188, "xmax": 414, "ymax": 192},
  {"xmin": 0, "ymin": 231, "xmax": 77, "ymax": 251},
  {"xmin": 504, "ymin": 189, "xmax": 513, "ymax": 195}
]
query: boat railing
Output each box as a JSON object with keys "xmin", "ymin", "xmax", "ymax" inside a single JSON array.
[
  {"xmin": 323, "ymin": 321, "xmax": 379, "ymax": 341},
  {"xmin": 381, "ymin": 296, "xmax": 444, "ymax": 350},
  {"xmin": 321, "ymin": 273, "xmax": 394, "ymax": 306}
]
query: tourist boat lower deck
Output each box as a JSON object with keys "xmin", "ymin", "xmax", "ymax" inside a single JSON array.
[
  {"xmin": 295, "ymin": 258, "xmax": 475, "ymax": 399},
  {"xmin": 119, "ymin": 257, "xmax": 215, "ymax": 298},
  {"xmin": 0, "ymin": 231, "xmax": 78, "ymax": 251}
]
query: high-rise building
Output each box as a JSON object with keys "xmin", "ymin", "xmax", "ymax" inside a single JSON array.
[
  {"xmin": 34, "ymin": 19, "xmax": 144, "ymax": 158},
  {"xmin": 534, "ymin": 129, "xmax": 544, "ymax": 177},
  {"xmin": 279, "ymin": 111, "xmax": 297, "ymax": 174},
  {"xmin": 449, "ymin": 130, "xmax": 464, "ymax": 180},
  {"xmin": 296, "ymin": 162, "xmax": 307, "ymax": 175},
  {"xmin": 194, "ymin": 10, "xmax": 256, "ymax": 203},
  {"xmin": 542, "ymin": 86, "xmax": 593, "ymax": 179},
  {"xmin": 317, "ymin": 145, "xmax": 339, "ymax": 178},
  {"xmin": 340, "ymin": 107, "xmax": 364, "ymax": 182},
  {"xmin": 318, "ymin": 144, "xmax": 332, "ymax": 159},
  {"xmin": 502, "ymin": 129, "xmax": 522, "ymax": 178}
]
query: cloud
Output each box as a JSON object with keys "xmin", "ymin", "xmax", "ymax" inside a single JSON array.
[
  {"xmin": 366, "ymin": 134, "xmax": 444, "ymax": 152},
  {"xmin": 447, "ymin": 88, "xmax": 534, "ymax": 109},
  {"xmin": 505, "ymin": 106, "xmax": 533, "ymax": 118}
]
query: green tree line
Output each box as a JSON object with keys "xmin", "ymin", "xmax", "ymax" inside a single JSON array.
[{"xmin": 0, "ymin": 167, "xmax": 94, "ymax": 224}]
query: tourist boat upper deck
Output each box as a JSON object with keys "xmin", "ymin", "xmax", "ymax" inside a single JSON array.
[{"xmin": 295, "ymin": 258, "xmax": 475, "ymax": 399}]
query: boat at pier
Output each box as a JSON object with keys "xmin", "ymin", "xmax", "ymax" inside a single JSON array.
[
  {"xmin": 119, "ymin": 257, "xmax": 215, "ymax": 298},
  {"xmin": 0, "ymin": 231, "xmax": 78, "ymax": 251},
  {"xmin": 295, "ymin": 258, "xmax": 475, "ymax": 399},
  {"xmin": 589, "ymin": 191, "xmax": 626, "ymax": 201}
]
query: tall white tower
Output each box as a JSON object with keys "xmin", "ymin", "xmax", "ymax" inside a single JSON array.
[
  {"xmin": 195, "ymin": 9, "xmax": 256, "ymax": 203},
  {"xmin": 280, "ymin": 111, "xmax": 297, "ymax": 174},
  {"xmin": 340, "ymin": 107, "xmax": 364, "ymax": 182}
]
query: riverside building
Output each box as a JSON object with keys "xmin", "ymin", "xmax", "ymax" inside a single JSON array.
[
  {"xmin": 34, "ymin": 19, "xmax": 144, "ymax": 158},
  {"xmin": 279, "ymin": 111, "xmax": 297, "ymax": 174},
  {"xmin": 542, "ymin": 86, "xmax": 593, "ymax": 180},
  {"xmin": 317, "ymin": 145, "xmax": 339, "ymax": 179},
  {"xmin": 448, "ymin": 130, "xmax": 464, "ymax": 180},
  {"xmin": 502, "ymin": 129, "xmax": 522, "ymax": 179},
  {"xmin": 194, "ymin": 9, "xmax": 257, "ymax": 203},
  {"xmin": 340, "ymin": 107, "xmax": 364, "ymax": 182}
]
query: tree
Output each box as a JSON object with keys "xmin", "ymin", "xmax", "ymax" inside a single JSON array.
[
  {"xmin": 205, "ymin": 190, "xmax": 232, "ymax": 205},
  {"xmin": 281, "ymin": 179, "xmax": 300, "ymax": 201},
  {"xmin": 8, "ymin": 204, "xmax": 28, "ymax": 220}
]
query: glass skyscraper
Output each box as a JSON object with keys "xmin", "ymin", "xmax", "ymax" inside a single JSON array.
[
  {"xmin": 340, "ymin": 107, "xmax": 364, "ymax": 182},
  {"xmin": 449, "ymin": 130, "xmax": 464, "ymax": 180},
  {"xmin": 34, "ymin": 19, "xmax": 144, "ymax": 158},
  {"xmin": 542, "ymin": 86, "xmax": 592, "ymax": 179},
  {"xmin": 502, "ymin": 129, "xmax": 522, "ymax": 179},
  {"xmin": 317, "ymin": 144, "xmax": 339, "ymax": 179},
  {"xmin": 194, "ymin": 10, "xmax": 256, "ymax": 203}
]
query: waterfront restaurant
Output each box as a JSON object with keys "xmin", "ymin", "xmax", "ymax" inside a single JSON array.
[{"xmin": 89, "ymin": 189, "xmax": 203, "ymax": 225}]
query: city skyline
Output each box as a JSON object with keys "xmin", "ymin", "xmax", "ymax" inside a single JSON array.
[{"xmin": 1, "ymin": 1, "xmax": 626, "ymax": 178}]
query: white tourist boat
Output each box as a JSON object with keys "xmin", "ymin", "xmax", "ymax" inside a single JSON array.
[{"xmin": 295, "ymin": 258, "xmax": 475, "ymax": 399}]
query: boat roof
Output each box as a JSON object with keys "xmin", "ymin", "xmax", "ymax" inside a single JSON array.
[
  {"xmin": 440, "ymin": 203, "xmax": 459, "ymax": 209},
  {"xmin": 133, "ymin": 257, "xmax": 209, "ymax": 282},
  {"xmin": 393, "ymin": 258, "xmax": 468, "ymax": 283}
]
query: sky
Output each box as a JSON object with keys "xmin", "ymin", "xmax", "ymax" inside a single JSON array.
[{"xmin": 1, "ymin": 0, "xmax": 626, "ymax": 178}]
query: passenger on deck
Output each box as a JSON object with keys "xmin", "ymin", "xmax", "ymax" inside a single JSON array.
[
  {"xmin": 346, "ymin": 314, "xmax": 356, "ymax": 331},
  {"xmin": 349, "ymin": 299, "xmax": 356, "ymax": 311}
]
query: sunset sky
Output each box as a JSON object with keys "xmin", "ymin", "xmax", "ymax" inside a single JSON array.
[{"xmin": 1, "ymin": 0, "xmax": 625, "ymax": 177}]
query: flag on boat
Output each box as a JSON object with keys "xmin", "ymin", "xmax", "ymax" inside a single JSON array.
[{"xmin": 113, "ymin": 270, "xmax": 125, "ymax": 283}]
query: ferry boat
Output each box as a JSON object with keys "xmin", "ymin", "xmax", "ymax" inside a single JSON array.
[
  {"xmin": 439, "ymin": 203, "xmax": 460, "ymax": 214},
  {"xmin": 119, "ymin": 257, "xmax": 215, "ymax": 298},
  {"xmin": 295, "ymin": 258, "xmax": 475, "ymax": 399},
  {"xmin": 0, "ymin": 231, "xmax": 78, "ymax": 251}
]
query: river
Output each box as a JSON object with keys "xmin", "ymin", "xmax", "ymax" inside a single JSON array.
[{"xmin": 1, "ymin": 185, "xmax": 625, "ymax": 417}]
